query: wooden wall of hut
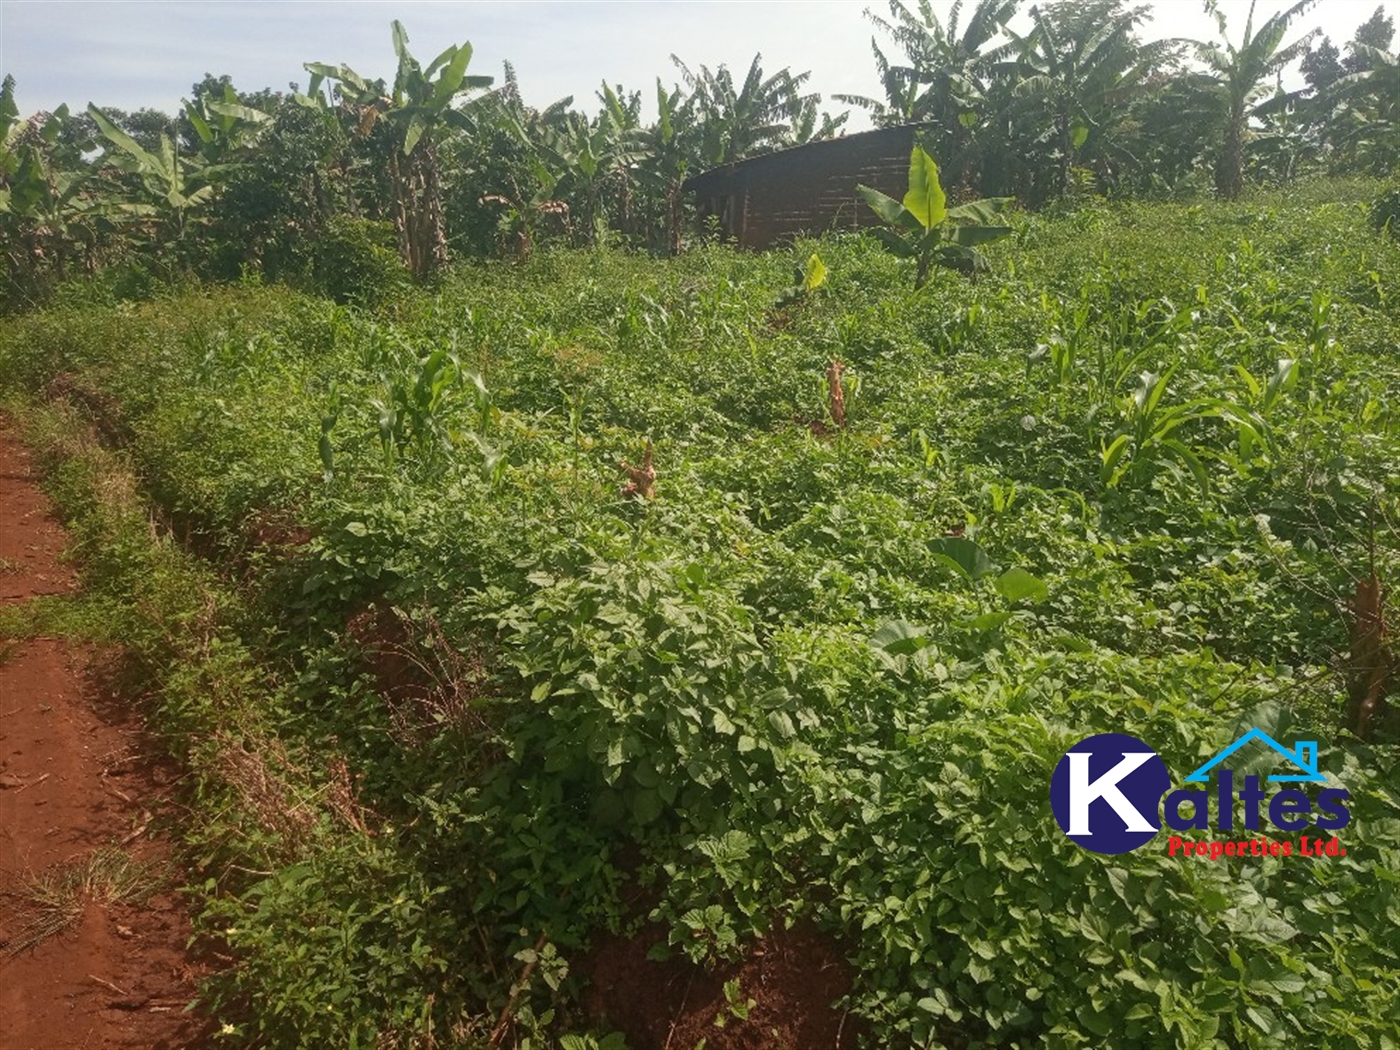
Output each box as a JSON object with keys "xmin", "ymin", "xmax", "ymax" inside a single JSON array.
[{"xmin": 684, "ymin": 125, "xmax": 922, "ymax": 250}]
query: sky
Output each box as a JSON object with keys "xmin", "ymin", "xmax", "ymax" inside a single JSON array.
[{"xmin": 2, "ymin": 0, "xmax": 1397, "ymax": 127}]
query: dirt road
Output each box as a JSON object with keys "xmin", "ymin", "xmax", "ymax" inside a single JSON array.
[{"xmin": 0, "ymin": 423, "xmax": 209, "ymax": 1050}]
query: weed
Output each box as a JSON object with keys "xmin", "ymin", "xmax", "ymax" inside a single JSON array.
[
  {"xmin": 0, "ymin": 593, "xmax": 128, "ymax": 643},
  {"xmin": 2, "ymin": 846, "xmax": 162, "ymax": 958},
  {"xmin": 1, "ymin": 183, "xmax": 1397, "ymax": 1047}
]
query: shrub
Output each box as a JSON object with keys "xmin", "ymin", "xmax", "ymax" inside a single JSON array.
[
  {"xmin": 309, "ymin": 216, "xmax": 411, "ymax": 308},
  {"xmin": 1371, "ymin": 187, "xmax": 1400, "ymax": 238}
]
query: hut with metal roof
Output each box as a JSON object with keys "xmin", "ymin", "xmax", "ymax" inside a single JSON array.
[{"xmin": 682, "ymin": 125, "xmax": 926, "ymax": 250}]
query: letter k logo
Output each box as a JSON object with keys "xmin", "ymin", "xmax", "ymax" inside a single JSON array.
[
  {"xmin": 1067, "ymin": 752, "xmax": 1157, "ymax": 835},
  {"xmin": 1050, "ymin": 733, "xmax": 1170, "ymax": 855}
]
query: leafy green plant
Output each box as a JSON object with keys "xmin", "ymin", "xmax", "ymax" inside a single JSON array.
[
  {"xmin": 88, "ymin": 103, "xmax": 224, "ymax": 255},
  {"xmin": 308, "ymin": 20, "xmax": 493, "ymax": 279},
  {"xmin": 776, "ymin": 250, "xmax": 828, "ymax": 307},
  {"xmin": 1371, "ymin": 187, "xmax": 1400, "ymax": 236},
  {"xmin": 559, "ymin": 1034, "xmax": 628, "ymax": 1050},
  {"xmin": 310, "ymin": 215, "xmax": 410, "ymax": 307},
  {"xmin": 858, "ymin": 145, "xmax": 1013, "ymax": 286},
  {"xmin": 182, "ymin": 82, "xmax": 270, "ymax": 165},
  {"xmin": 713, "ymin": 977, "xmax": 756, "ymax": 1028},
  {"xmin": 6, "ymin": 185, "xmax": 1399, "ymax": 1050},
  {"xmin": 1099, "ymin": 366, "xmax": 1268, "ymax": 489}
]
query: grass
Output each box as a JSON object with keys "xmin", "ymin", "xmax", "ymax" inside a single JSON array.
[
  {"xmin": 2, "ymin": 846, "xmax": 163, "ymax": 959},
  {"xmin": 0, "ymin": 593, "xmax": 129, "ymax": 644}
]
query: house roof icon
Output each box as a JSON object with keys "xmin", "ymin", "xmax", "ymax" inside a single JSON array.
[{"xmin": 1183, "ymin": 728, "xmax": 1326, "ymax": 784}]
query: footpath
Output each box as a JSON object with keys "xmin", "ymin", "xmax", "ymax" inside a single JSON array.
[{"xmin": 0, "ymin": 422, "xmax": 208, "ymax": 1050}]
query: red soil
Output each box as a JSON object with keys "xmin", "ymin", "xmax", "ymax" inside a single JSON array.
[
  {"xmin": 0, "ymin": 422, "xmax": 210, "ymax": 1050},
  {"xmin": 584, "ymin": 918, "xmax": 862, "ymax": 1050}
]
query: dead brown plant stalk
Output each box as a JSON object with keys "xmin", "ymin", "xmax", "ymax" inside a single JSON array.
[
  {"xmin": 1346, "ymin": 573, "xmax": 1392, "ymax": 740},
  {"xmin": 620, "ymin": 440, "xmax": 656, "ymax": 499},
  {"xmin": 827, "ymin": 360, "xmax": 846, "ymax": 428}
]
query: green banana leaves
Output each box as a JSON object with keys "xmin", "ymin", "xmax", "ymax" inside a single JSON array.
[{"xmin": 858, "ymin": 146, "xmax": 1014, "ymax": 287}]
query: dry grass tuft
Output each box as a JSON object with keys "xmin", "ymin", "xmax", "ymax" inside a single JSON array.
[
  {"xmin": 211, "ymin": 733, "xmax": 319, "ymax": 843},
  {"xmin": 2, "ymin": 846, "xmax": 162, "ymax": 958}
]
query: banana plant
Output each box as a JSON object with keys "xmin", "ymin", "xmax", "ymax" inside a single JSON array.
[
  {"xmin": 636, "ymin": 79, "xmax": 693, "ymax": 255},
  {"xmin": 182, "ymin": 83, "xmax": 270, "ymax": 165},
  {"xmin": 1185, "ymin": 0, "xmax": 1320, "ymax": 200},
  {"xmin": 858, "ymin": 145, "xmax": 1013, "ymax": 287},
  {"xmin": 1324, "ymin": 42, "xmax": 1400, "ymax": 173},
  {"xmin": 1, "ymin": 95, "xmax": 100, "ymax": 288},
  {"xmin": 775, "ymin": 251, "xmax": 828, "ymax": 307},
  {"xmin": 0, "ymin": 73, "xmax": 22, "ymax": 190},
  {"xmin": 538, "ymin": 102, "xmax": 642, "ymax": 245},
  {"xmin": 307, "ymin": 20, "xmax": 492, "ymax": 279},
  {"xmin": 87, "ymin": 102, "xmax": 228, "ymax": 250}
]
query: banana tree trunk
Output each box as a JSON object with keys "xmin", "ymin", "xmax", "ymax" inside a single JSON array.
[
  {"xmin": 666, "ymin": 181, "xmax": 683, "ymax": 256},
  {"xmin": 391, "ymin": 141, "xmax": 449, "ymax": 281},
  {"xmin": 390, "ymin": 151, "xmax": 412, "ymax": 269},
  {"xmin": 416, "ymin": 140, "xmax": 448, "ymax": 275},
  {"xmin": 1058, "ymin": 112, "xmax": 1073, "ymax": 199},
  {"xmin": 1216, "ymin": 104, "xmax": 1246, "ymax": 200}
]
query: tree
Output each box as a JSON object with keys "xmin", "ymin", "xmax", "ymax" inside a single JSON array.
[
  {"xmin": 638, "ymin": 79, "xmax": 695, "ymax": 254},
  {"xmin": 182, "ymin": 80, "xmax": 270, "ymax": 166},
  {"xmin": 1, "ymin": 83, "xmax": 102, "ymax": 303},
  {"xmin": 1006, "ymin": 1, "xmax": 1169, "ymax": 200},
  {"xmin": 88, "ymin": 102, "xmax": 227, "ymax": 265},
  {"xmin": 308, "ymin": 21, "xmax": 492, "ymax": 279},
  {"xmin": 203, "ymin": 88, "xmax": 347, "ymax": 280},
  {"xmin": 1301, "ymin": 38, "xmax": 1345, "ymax": 92},
  {"xmin": 835, "ymin": 0, "xmax": 1018, "ymax": 185},
  {"xmin": 672, "ymin": 53, "xmax": 811, "ymax": 167},
  {"xmin": 538, "ymin": 98, "xmax": 643, "ymax": 245},
  {"xmin": 1187, "ymin": 0, "xmax": 1319, "ymax": 199},
  {"xmin": 1326, "ymin": 40, "xmax": 1400, "ymax": 172},
  {"xmin": 1118, "ymin": 67, "xmax": 1225, "ymax": 193},
  {"xmin": 1343, "ymin": 5, "xmax": 1396, "ymax": 72},
  {"xmin": 786, "ymin": 94, "xmax": 849, "ymax": 147}
]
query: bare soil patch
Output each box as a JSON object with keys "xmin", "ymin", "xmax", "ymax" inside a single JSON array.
[
  {"xmin": 584, "ymin": 918, "xmax": 861, "ymax": 1050},
  {"xmin": 0, "ymin": 421, "xmax": 210, "ymax": 1050}
]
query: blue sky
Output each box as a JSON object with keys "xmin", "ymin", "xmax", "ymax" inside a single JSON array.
[{"xmin": 2, "ymin": 0, "xmax": 1397, "ymax": 125}]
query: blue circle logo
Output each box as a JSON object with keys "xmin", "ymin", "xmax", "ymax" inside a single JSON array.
[{"xmin": 1050, "ymin": 733, "xmax": 1170, "ymax": 854}]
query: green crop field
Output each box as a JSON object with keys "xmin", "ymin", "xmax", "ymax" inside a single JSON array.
[
  {"xmin": 3, "ymin": 1, "xmax": 1400, "ymax": 1044},
  {"xmin": 2, "ymin": 180, "xmax": 1398, "ymax": 1048}
]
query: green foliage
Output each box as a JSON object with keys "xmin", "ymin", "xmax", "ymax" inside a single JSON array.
[
  {"xmin": 6, "ymin": 1, "xmax": 1400, "ymax": 293},
  {"xmin": 3, "ymin": 185, "xmax": 1399, "ymax": 1047},
  {"xmin": 200, "ymin": 846, "xmax": 460, "ymax": 1047},
  {"xmin": 1372, "ymin": 187, "xmax": 1400, "ymax": 237},
  {"xmin": 307, "ymin": 20, "xmax": 493, "ymax": 278},
  {"xmin": 310, "ymin": 215, "xmax": 410, "ymax": 307},
  {"xmin": 859, "ymin": 147, "xmax": 1014, "ymax": 286}
]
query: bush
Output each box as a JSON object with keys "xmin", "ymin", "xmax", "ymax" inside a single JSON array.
[
  {"xmin": 1371, "ymin": 187, "xmax": 1400, "ymax": 238},
  {"xmin": 6, "ymin": 181, "xmax": 1400, "ymax": 1047},
  {"xmin": 309, "ymin": 216, "xmax": 411, "ymax": 308}
]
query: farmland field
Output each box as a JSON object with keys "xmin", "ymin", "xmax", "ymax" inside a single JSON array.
[{"xmin": 2, "ymin": 181, "xmax": 1399, "ymax": 1048}]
